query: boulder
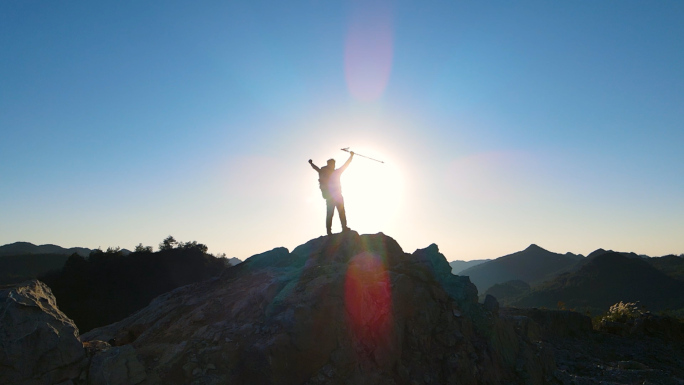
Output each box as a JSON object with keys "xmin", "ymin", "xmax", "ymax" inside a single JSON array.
[{"xmin": 0, "ymin": 280, "xmax": 85, "ymax": 385}]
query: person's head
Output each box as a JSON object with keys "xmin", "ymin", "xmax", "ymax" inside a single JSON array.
[{"xmin": 327, "ymin": 159, "xmax": 335, "ymax": 168}]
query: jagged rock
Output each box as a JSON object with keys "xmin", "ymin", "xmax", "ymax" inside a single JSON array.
[
  {"xmin": 83, "ymin": 232, "xmax": 557, "ymax": 384},
  {"xmin": 411, "ymin": 243, "xmax": 479, "ymax": 307},
  {"xmin": 0, "ymin": 280, "xmax": 86, "ymax": 385}
]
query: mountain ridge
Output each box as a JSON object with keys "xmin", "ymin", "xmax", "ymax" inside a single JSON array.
[
  {"xmin": 448, "ymin": 259, "xmax": 490, "ymax": 275},
  {"xmin": 0, "ymin": 241, "xmax": 92, "ymax": 257},
  {"xmin": 459, "ymin": 244, "xmax": 583, "ymax": 292},
  {"xmin": 512, "ymin": 251, "xmax": 684, "ymax": 314}
]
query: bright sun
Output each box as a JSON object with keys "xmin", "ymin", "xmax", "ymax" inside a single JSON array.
[{"xmin": 341, "ymin": 149, "xmax": 404, "ymax": 233}]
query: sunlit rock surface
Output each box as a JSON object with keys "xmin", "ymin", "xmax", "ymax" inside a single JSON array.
[
  {"xmin": 0, "ymin": 280, "xmax": 86, "ymax": 385},
  {"xmin": 82, "ymin": 232, "xmax": 555, "ymax": 384}
]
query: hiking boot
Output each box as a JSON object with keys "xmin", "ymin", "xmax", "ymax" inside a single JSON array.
[
  {"xmin": 342, "ymin": 226, "xmax": 351, "ymax": 232},
  {"xmin": 327, "ymin": 229, "xmax": 333, "ymax": 236}
]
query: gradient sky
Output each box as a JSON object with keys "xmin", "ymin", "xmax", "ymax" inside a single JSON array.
[{"xmin": 2, "ymin": 1, "xmax": 683, "ymax": 261}]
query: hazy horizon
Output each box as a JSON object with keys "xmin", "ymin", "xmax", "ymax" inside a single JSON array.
[
  {"xmin": 2, "ymin": 236, "xmax": 680, "ymax": 264},
  {"xmin": 2, "ymin": 1, "xmax": 683, "ymax": 261}
]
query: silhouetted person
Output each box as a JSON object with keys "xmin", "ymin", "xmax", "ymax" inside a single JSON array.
[{"xmin": 309, "ymin": 152, "xmax": 354, "ymax": 235}]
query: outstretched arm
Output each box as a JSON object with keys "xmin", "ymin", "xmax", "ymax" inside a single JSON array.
[
  {"xmin": 308, "ymin": 159, "xmax": 320, "ymax": 172},
  {"xmin": 338, "ymin": 152, "xmax": 354, "ymax": 172}
]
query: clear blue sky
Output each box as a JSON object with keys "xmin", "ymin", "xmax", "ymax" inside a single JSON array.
[{"xmin": 2, "ymin": 1, "xmax": 683, "ymax": 260}]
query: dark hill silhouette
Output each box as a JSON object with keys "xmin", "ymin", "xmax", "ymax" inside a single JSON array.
[
  {"xmin": 585, "ymin": 248, "xmax": 645, "ymax": 260},
  {"xmin": 459, "ymin": 244, "xmax": 583, "ymax": 292},
  {"xmin": 0, "ymin": 242, "xmax": 135, "ymax": 285},
  {"xmin": 41, "ymin": 245, "xmax": 225, "ymax": 332},
  {"xmin": 647, "ymin": 254, "xmax": 684, "ymax": 281},
  {"xmin": 485, "ymin": 280, "xmax": 531, "ymax": 306},
  {"xmin": 0, "ymin": 241, "xmax": 91, "ymax": 257},
  {"xmin": 571, "ymin": 248, "xmax": 647, "ymax": 271},
  {"xmin": 0, "ymin": 253, "xmax": 70, "ymax": 285},
  {"xmin": 449, "ymin": 258, "xmax": 490, "ymax": 275},
  {"xmin": 512, "ymin": 252, "xmax": 684, "ymax": 314}
]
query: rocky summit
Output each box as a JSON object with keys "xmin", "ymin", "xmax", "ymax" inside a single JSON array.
[
  {"xmin": 80, "ymin": 232, "xmax": 554, "ymax": 384},
  {"xmin": 4, "ymin": 231, "xmax": 682, "ymax": 385}
]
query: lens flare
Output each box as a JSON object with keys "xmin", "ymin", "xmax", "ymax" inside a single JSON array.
[
  {"xmin": 344, "ymin": 0, "xmax": 394, "ymax": 101},
  {"xmin": 343, "ymin": 251, "xmax": 393, "ymax": 354}
]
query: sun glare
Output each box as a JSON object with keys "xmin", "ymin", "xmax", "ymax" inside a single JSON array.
[{"xmin": 341, "ymin": 149, "xmax": 404, "ymax": 233}]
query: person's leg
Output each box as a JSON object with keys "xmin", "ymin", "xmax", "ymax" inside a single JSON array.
[
  {"xmin": 326, "ymin": 199, "xmax": 335, "ymax": 235},
  {"xmin": 337, "ymin": 197, "xmax": 349, "ymax": 230}
]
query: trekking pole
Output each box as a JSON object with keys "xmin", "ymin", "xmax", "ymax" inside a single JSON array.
[{"xmin": 341, "ymin": 147, "xmax": 384, "ymax": 164}]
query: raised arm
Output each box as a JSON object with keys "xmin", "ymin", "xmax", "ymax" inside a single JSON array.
[
  {"xmin": 308, "ymin": 159, "xmax": 320, "ymax": 172},
  {"xmin": 338, "ymin": 152, "xmax": 354, "ymax": 172}
]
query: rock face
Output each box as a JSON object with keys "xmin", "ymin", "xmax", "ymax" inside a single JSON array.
[
  {"xmin": 82, "ymin": 232, "xmax": 556, "ymax": 384},
  {"xmin": 0, "ymin": 280, "xmax": 86, "ymax": 385}
]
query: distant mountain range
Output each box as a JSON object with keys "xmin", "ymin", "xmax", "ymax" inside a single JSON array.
[
  {"xmin": 448, "ymin": 259, "xmax": 490, "ymax": 275},
  {"xmin": 0, "ymin": 241, "xmax": 240, "ymax": 286},
  {"xmin": 0, "ymin": 241, "xmax": 92, "ymax": 257},
  {"xmin": 4, "ymin": 239, "xmax": 682, "ymax": 317},
  {"xmin": 458, "ymin": 244, "xmax": 584, "ymax": 293},
  {"xmin": 458, "ymin": 244, "xmax": 684, "ymax": 315},
  {"xmin": 0, "ymin": 242, "xmax": 94, "ymax": 285},
  {"xmin": 226, "ymin": 257, "xmax": 243, "ymax": 266},
  {"xmin": 511, "ymin": 251, "xmax": 684, "ymax": 314},
  {"xmin": 0, "ymin": 254, "xmax": 71, "ymax": 285}
]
